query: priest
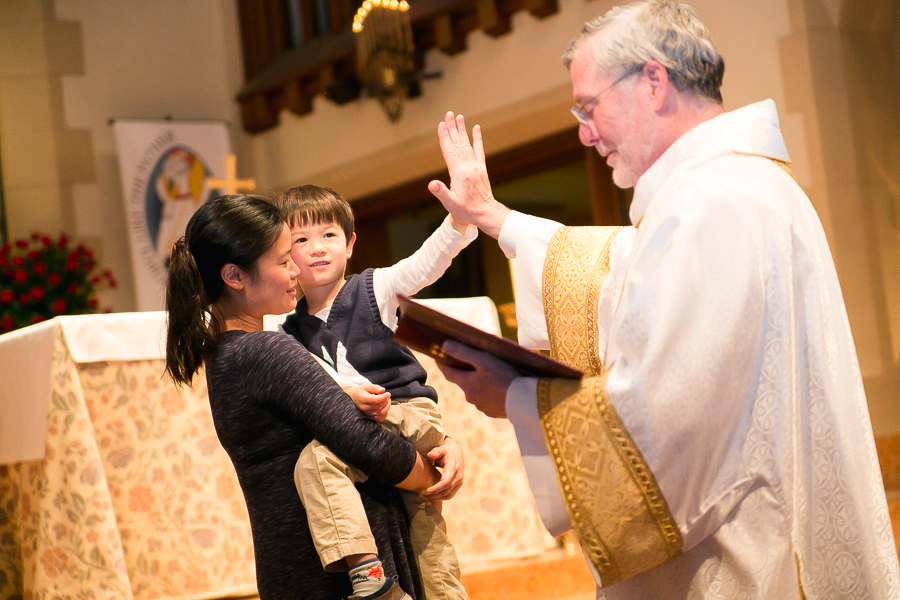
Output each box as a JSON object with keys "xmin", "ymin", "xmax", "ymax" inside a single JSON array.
[{"xmin": 427, "ymin": 1, "xmax": 900, "ymax": 598}]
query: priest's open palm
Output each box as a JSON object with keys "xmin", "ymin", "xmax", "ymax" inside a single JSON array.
[{"xmin": 428, "ymin": 111, "xmax": 509, "ymax": 238}]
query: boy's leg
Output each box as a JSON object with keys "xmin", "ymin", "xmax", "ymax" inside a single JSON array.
[
  {"xmin": 400, "ymin": 490, "xmax": 469, "ymax": 600},
  {"xmin": 385, "ymin": 400, "xmax": 469, "ymax": 600},
  {"xmin": 381, "ymin": 398, "xmax": 445, "ymax": 456},
  {"xmin": 295, "ymin": 440, "xmax": 378, "ymax": 572}
]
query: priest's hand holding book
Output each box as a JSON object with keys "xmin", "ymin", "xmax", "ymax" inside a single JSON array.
[
  {"xmin": 393, "ymin": 295, "xmax": 583, "ymax": 419},
  {"xmin": 436, "ymin": 340, "xmax": 522, "ymax": 419}
]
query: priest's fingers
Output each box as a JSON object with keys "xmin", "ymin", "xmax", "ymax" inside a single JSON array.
[
  {"xmin": 443, "ymin": 111, "xmax": 462, "ymax": 147},
  {"xmin": 437, "ymin": 120, "xmax": 455, "ymax": 159},
  {"xmin": 437, "ymin": 116, "xmax": 472, "ymax": 172},
  {"xmin": 437, "ymin": 341, "xmax": 518, "ymax": 419},
  {"xmin": 455, "ymin": 113, "xmax": 471, "ymax": 149},
  {"xmin": 428, "ymin": 179, "xmax": 463, "ymax": 221},
  {"xmin": 473, "ymin": 125, "xmax": 486, "ymax": 167}
]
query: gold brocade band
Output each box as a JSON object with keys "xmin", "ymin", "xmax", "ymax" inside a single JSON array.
[
  {"xmin": 542, "ymin": 227, "xmax": 621, "ymax": 377},
  {"xmin": 740, "ymin": 152, "xmax": 797, "ymax": 182},
  {"xmin": 795, "ymin": 551, "xmax": 807, "ymax": 600},
  {"xmin": 538, "ymin": 226, "xmax": 682, "ymax": 586},
  {"xmin": 537, "ymin": 375, "xmax": 682, "ymax": 586}
]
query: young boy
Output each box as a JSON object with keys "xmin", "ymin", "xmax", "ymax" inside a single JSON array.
[{"xmin": 277, "ymin": 185, "xmax": 475, "ymax": 600}]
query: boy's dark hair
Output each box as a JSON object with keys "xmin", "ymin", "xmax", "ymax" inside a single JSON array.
[{"xmin": 277, "ymin": 185, "xmax": 355, "ymax": 242}]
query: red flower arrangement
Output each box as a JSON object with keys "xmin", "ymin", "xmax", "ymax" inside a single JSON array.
[{"xmin": 0, "ymin": 233, "xmax": 117, "ymax": 333}]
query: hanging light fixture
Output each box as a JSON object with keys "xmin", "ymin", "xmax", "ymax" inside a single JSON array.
[{"xmin": 353, "ymin": 0, "xmax": 417, "ymax": 123}]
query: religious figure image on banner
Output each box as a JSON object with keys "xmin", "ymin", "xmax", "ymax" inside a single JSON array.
[
  {"xmin": 145, "ymin": 146, "xmax": 216, "ymax": 262},
  {"xmin": 113, "ymin": 120, "xmax": 230, "ymax": 311}
]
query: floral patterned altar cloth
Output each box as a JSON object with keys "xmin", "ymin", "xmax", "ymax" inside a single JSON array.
[
  {"xmin": 0, "ymin": 305, "xmax": 553, "ymax": 599},
  {"xmin": 0, "ymin": 321, "xmax": 256, "ymax": 600}
]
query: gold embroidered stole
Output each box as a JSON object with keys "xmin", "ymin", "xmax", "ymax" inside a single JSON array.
[
  {"xmin": 538, "ymin": 227, "xmax": 683, "ymax": 586},
  {"xmin": 543, "ymin": 227, "xmax": 618, "ymax": 377}
]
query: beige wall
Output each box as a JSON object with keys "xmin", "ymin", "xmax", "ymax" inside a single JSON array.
[
  {"xmin": 0, "ymin": 0, "xmax": 248, "ymax": 311},
  {"xmin": 250, "ymin": 0, "xmax": 806, "ymax": 198},
  {"xmin": 1, "ymin": 0, "xmax": 897, "ymax": 431},
  {"xmin": 0, "ymin": 1, "xmax": 86, "ymax": 250},
  {"xmin": 245, "ymin": 0, "xmax": 900, "ymax": 433}
]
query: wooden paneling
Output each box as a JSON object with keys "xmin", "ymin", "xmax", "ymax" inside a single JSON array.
[
  {"xmin": 351, "ymin": 127, "xmax": 588, "ymax": 219},
  {"xmin": 477, "ymin": 0, "xmax": 511, "ymax": 37},
  {"xmin": 433, "ymin": 13, "xmax": 467, "ymax": 54},
  {"xmin": 585, "ymin": 148, "xmax": 620, "ymax": 225},
  {"xmin": 236, "ymin": 0, "xmax": 561, "ymax": 133},
  {"xmin": 347, "ymin": 128, "xmax": 620, "ymax": 298}
]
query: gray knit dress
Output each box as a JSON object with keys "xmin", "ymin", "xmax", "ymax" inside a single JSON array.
[{"xmin": 205, "ymin": 330, "xmax": 424, "ymax": 599}]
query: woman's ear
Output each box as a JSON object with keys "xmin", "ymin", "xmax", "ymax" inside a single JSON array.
[{"xmin": 221, "ymin": 263, "xmax": 246, "ymax": 291}]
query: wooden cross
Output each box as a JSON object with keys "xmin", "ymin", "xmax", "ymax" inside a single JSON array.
[{"xmin": 207, "ymin": 154, "xmax": 256, "ymax": 194}]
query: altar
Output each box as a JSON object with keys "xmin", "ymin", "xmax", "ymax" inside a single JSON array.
[{"xmin": 0, "ymin": 300, "xmax": 554, "ymax": 599}]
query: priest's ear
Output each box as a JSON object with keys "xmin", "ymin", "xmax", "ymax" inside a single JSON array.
[{"xmin": 221, "ymin": 263, "xmax": 247, "ymax": 291}]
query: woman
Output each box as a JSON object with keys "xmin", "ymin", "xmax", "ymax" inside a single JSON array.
[{"xmin": 165, "ymin": 194, "xmax": 461, "ymax": 599}]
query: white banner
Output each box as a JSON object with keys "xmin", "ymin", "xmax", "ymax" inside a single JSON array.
[{"xmin": 113, "ymin": 120, "xmax": 230, "ymax": 311}]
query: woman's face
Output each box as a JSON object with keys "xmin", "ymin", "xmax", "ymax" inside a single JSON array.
[{"xmin": 244, "ymin": 224, "xmax": 299, "ymax": 317}]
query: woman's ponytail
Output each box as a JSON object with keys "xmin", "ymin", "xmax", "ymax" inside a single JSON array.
[{"xmin": 165, "ymin": 238, "xmax": 216, "ymax": 386}]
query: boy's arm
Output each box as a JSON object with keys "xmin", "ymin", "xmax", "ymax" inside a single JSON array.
[{"xmin": 372, "ymin": 214, "xmax": 478, "ymax": 330}]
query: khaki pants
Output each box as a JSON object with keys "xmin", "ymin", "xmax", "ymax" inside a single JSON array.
[{"xmin": 295, "ymin": 398, "xmax": 468, "ymax": 600}]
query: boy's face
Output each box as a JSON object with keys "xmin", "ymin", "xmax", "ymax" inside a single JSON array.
[{"xmin": 289, "ymin": 220, "xmax": 356, "ymax": 291}]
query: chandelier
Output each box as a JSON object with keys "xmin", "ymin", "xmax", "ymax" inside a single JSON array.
[{"xmin": 353, "ymin": 0, "xmax": 418, "ymax": 123}]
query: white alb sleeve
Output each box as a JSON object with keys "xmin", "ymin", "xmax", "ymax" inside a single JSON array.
[
  {"xmin": 497, "ymin": 211, "xmax": 562, "ymax": 350},
  {"xmin": 505, "ymin": 376, "xmax": 571, "ymax": 536}
]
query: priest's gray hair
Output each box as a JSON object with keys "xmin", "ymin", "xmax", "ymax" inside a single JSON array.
[{"xmin": 563, "ymin": 0, "xmax": 724, "ymax": 104}]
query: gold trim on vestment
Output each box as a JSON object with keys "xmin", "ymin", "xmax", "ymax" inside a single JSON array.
[
  {"xmin": 538, "ymin": 226, "xmax": 683, "ymax": 586},
  {"xmin": 738, "ymin": 152, "xmax": 797, "ymax": 182},
  {"xmin": 542, "ymin": 227, "xmax": 621, "ymax": 377},
  {"xmin": 795, "ymin": 551, "xmax": 807, "ymax": 599}
]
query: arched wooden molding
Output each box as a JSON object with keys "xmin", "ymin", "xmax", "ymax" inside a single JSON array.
[{"xmin": 236, "ymin": 0, "xmax": 561, "ymax": 133}]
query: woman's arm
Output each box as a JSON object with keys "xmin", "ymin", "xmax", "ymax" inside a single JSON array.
[
  {"xmin": 242, "ymin": 332, "xmax": 418, "ymax": 486},
  {"xmin": 396, "ymin": 451, "xmax": 442, "ymax": 493}
]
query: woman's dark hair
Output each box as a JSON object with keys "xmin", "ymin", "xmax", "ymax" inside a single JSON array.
[{"xmin": 165, "ymin": 194, "xmax": 284, "ymax": 386}]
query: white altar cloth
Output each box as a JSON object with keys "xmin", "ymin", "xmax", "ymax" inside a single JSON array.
[
  {"xmin": 1, "ymin": 299, "xmax": 502, "ymax": 467},
  {"xmin": 0, "ymin": 312, "xmax": 167, "ymax": 464}
]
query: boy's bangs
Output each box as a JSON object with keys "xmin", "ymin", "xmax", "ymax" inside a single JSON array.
[{"xmin": 292, "ymin": 207, "xmax": 341, "ymax": 229}]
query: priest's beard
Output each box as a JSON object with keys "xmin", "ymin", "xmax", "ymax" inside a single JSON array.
[
  {"xmin": 609, "ymin": 127, "xmax": 656, "ymax": 189},
  {"xmin": 611, "ymin": 160, "xmax": 638, "ymax": 189},
  {"xmin": 606, "ymin": 96, "xmax": 658, "ymax": 189}
]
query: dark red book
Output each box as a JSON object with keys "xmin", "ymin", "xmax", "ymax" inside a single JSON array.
[{"xmin": 393, "ymin": 295, "xmax": 583, "ymax": 379}]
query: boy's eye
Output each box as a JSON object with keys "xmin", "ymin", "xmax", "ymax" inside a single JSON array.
[{"xmin": 294, "ymin": 237, "xmax": 307, "ymax": 244}]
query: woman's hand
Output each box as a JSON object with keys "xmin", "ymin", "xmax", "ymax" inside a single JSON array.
[
  {"xmin": 343, "ymin": 384, "xmax": 391, "ymax": 423},
  {"xmin": 421, "ymin": 436, "xmax": 464, "ymax": 501}
]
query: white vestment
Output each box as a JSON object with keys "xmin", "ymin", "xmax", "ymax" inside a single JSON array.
[{"xmin": 500, "ymin": 100, "xmax": 900, "ymax": 599}]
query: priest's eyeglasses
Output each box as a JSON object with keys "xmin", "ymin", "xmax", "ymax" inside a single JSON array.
[{"xmin": 571, "ymin": 66, "xmax": 642, "ymax": 126}]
